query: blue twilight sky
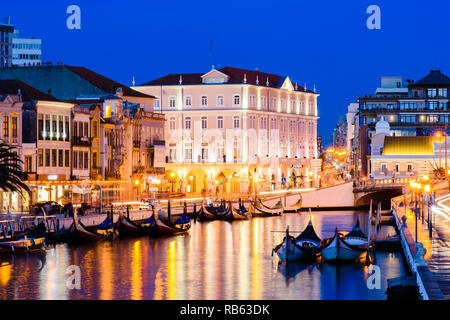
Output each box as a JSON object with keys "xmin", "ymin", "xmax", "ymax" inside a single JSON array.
[{"xmin": 2, "ymin": 0, "xmax": 450, "ymax": 145}]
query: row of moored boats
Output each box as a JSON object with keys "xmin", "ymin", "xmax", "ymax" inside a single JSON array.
[{"xmin": 0, "ymin": 195, "xmax": 302, "ymax": 255}]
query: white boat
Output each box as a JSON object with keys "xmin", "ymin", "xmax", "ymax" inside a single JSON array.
[
  {"xmin": 320, "ymin": 219, "xmax": 368, "ymax": 262},
  {"xmin": 274, "ymin": 219, "xmax": 321, "ymax": 262}
]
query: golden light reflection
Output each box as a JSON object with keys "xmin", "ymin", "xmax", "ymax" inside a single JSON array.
[
  {"xmin": 131, "ymin": 240, "xmax": 142, "ymax": 300},
  {"xmin": 0, "ymin": 262, "xmax": 11, "ymax": 286},
  {"xmin": 167, "ymin": 240, "xmax": 177, "ymax": 300},
  {"xmin": 251, "ymin": 219, "xmax": 260, "ymax": 299},
  {"xmin": 238, "ymin": 222, "xmax": 250, "ymax": 299},
  {"xmin": 99, "ymin": 244, "xmax": 113, "ymax": 300}
]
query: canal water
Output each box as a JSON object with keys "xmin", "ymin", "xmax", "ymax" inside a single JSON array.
[{"xmin": 0, "ymin": 211, "xmax": 408, "ymax": 300}]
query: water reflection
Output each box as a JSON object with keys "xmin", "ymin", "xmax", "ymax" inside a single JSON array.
[{"xmin": 0, "ymin": 211, "xmax": 407, "ymax": 300}]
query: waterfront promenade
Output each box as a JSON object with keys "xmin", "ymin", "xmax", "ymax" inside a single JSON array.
[{"xmin": 392, "ymin": 182, "xmax": 450, "ymax": 299}]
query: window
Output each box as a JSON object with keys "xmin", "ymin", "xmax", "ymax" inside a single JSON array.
[
  {"xmin": 93, "ymin": 121, "xmax": 98, "ymax": 137},
  {"xmin": 58, "ymin": 150, "xmax": 63, "ymax": 167},
  {"xmin": 201, "ymin": 147, "xmax": 208, "ymax": 160},
  {"xmin": 438, "ymin": 88, "xmax": 448, "ymax": 97},
  {"xmin": 428, "ymin": 101, "xmax": 438, "ymax": 110},
  {"xmin": 65, "ymin": 150, "xmax": 70, "ymax": 167},
  {"xmin": 233, "ymin": 116, "xmax": 240, "ymax": 129},
  {"xmin": 201, "ymin": 117, "xmax": 208, "ymax": 129},
  {"xmin": 407, "ymin": 163, "xmax": 413, "ymax": 172},
  {"xmin": 79, "ymin": 151, "xmax": 83, "ymax": 169},
  {"xmin": 250, "ymin": 95, "xmax": 256, "ymax": 107},
  {"xmin": 52, "ymin": 149, "xmax": 57, "ymax": 167},
  {"xmin": 249, "ymin": 115, "xmax": 256, "ymax": 129},
  {"xmin": 169, "ymin": 148, "xmax": 177, "ymax": 162},
  {"xmin": 73, "ymin": 151, "xmax": 78, "ymax": 169},
  {"xmin": 93, "ymin": 152, "xmax": 97, "ymax": 169},
  {"xmin": 38, "ymin": 114, "xmax": 44, "ymax": 140},
  {"xmin": 45, "ymin": 149, "xmax": 50, "ymax": 167},
  {"xmin": 65, "ymin": 116, "xmax": 70, "ymax": 141},
  {"xmin": 84, "ymin": 152, "xmax": 89, "ymax": 169},
  {"xmin": 84, "ymin": 122, "xmax": 89, "ymax": 137},
  {"xmin": 217, "ymin": 96, "xmax": 224, "ymax": 106},
  {"xmin": 154, "ymin": 99, "xmax": 160, "ymax": 109},
  {"xmin": 169, "ymin": 117, "xmax": 176, "ymax": 130},
  {"xmin": 3, "ymin": 116, "xmax": 8, "ymax": 137},
  {"xmin": 381, "ymin": 163, "xmax": 387, "ymax": 173},
  {"xmin": 11, "ymin": 117, "xmax": 17, "ymax": 138},
  {"xmin": 271, "ymin": 97, "xmax": 277, "ymax": 110},
  {"xmin": 261, "ymin": 96, "xmax": 267, "ymax": 107},
  {"xmin": 184, "ymin": 144, "xmax": 192, "ymax": 161},
  {"xmin": 233, "ymin": 95, "xmax": 240, "ymax": 105},
  {"xmin": 201, "ymin": 96, "xmax": 208, "ymax": 106},
  {"xmin": 185, "ymin": 117, "xmax": 191, "ymax": 130},
  {"xmin": 185, "ymin": 96, "xmax": 192, "ymax": 107},
  {"xmin": 260, "ymin": 117, "xmax": 267, "ymax": 129},
  {"xmin": 25, "ymin": 155, "xmax": 33, "ymax": 172},
  {"xmin": 217, "ymin": 116, "xmax": 223, "ymax": 129},
  {"xmin": 169, "ymin": 96, "xmax": 176, "ymax": 108},
  {"xmin": 52, "ymin": 118, "xmax": 57, "ymax": 140},
  {"xmin": 38, "ymin": 149, "xmax": 43, "ymax": 167},
  {"xmin": 395, "ymin": 163, "xmax": 399, "ymax": 173},
  {"xmin": 428, "ymin": 88, "xmax": 437, "ymax": 97},
  {"xmin": 271, "ymin": 118, "xmax": 277, "ymax": 130}
]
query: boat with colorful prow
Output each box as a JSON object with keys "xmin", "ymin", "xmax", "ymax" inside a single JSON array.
[
  {"xmin": 273, "ymin": 217, "xmax": 321, "ymax": 262},
  {"xmin": 69, "ymin": 208, "xmax": 119, "ymax": 241},
  {"xmin": 118, "ymin": 206, "xmax": 157, "ymax": 236},
  {"xmin": 320, "ymin": 218, "xmax": 369, "ymax": 262},
  {"xmin": 222, "ymin": 200, "xmax": 249, "ymax": 221},
  {"xmin": 154, "ymin": 200, "xmax": 191, "ymax": 235},
  {"xmin": 197, "ymin": 201, "xmax": 224, "ymax": 221},
  {"xmin": 0, "ymin": 220, "xmax": 45, "ymax": 254},
  {"xmin": 249, "ymin": 198, "xmax": 283, "ymax": 217}
]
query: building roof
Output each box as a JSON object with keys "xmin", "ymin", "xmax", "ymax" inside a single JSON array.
[
  {"xmin": 0, "ymin": 79, "xmax": 59, "ymax": 102},
  {"xmin": 65, "ymin": 66, "xmax": 155, "ymax": 98},
  {"xmin": 382, "ymin": 136, "xmax": 435, "ymax": 156},
  {"xmin": 411, "ymin": 70, "xmax": 450, "ymax": 86},
  {"xmin": 140, "ymin": 66, "xmax": 315, "ymax": 93},
  {"xmin": 0, "ymin": 65, "xmax": 155, "ymax": 100}
]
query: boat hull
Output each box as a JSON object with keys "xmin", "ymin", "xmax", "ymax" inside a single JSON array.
[
  {"xmin": 0, "ymin": 237, "xmax": 45, "ymax": 254},
  {"xmin": 321, "ymin": 234, "xmax": 365, "ymax": 262}
]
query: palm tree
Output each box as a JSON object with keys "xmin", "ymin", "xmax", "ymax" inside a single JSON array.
[{"xmin": 0, "ymin": 143, "xmax": 30, "ymax": 195}]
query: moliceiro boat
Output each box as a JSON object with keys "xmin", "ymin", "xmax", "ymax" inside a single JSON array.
[
  {"xmin": 0, "ymin": 220, "xmax": 45, "ymax": 254},
  {"xmin": 249, "ymin": 199, "xmax": 283, "ymax": 217},
  {"xmin": 154, "ymin": 200, "xmax": 191, "ymax": 234},
  {"xmin": 274, "ymin": 218, "xmax": 321, "ymax": 262},
  {"xmin": 118, "ymin": 207, "xmax": 157, "ymax": 236},
  {"xmin": 70, "ymin": 209, "xmax": 119, "ymax": 241},
  {"xmin": 222, "ymin": 200, "xmax": 249, "ymax": 221},
  {"xmin": 320, "ymin": 218, "xmax": 369, "ymax": 262}
]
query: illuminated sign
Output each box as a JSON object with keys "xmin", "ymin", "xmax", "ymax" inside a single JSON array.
[{"xmin": 48, "ymin": 175, "xmax": 58, "ymax": 180}]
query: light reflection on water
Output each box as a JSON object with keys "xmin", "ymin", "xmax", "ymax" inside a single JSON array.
[{"xmin": 0, "ymin": 211, "xmax": 407, "ymax": 300}]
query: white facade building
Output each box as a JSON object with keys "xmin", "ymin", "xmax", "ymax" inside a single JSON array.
[{"xmin": 133, "ymin": 66, "xmax": 320, "ymax": 194}]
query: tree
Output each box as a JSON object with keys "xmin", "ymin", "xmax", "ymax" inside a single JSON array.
[{"xmin": 0, "ymin": 143, "xmax": 30, "ymax": 195}]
